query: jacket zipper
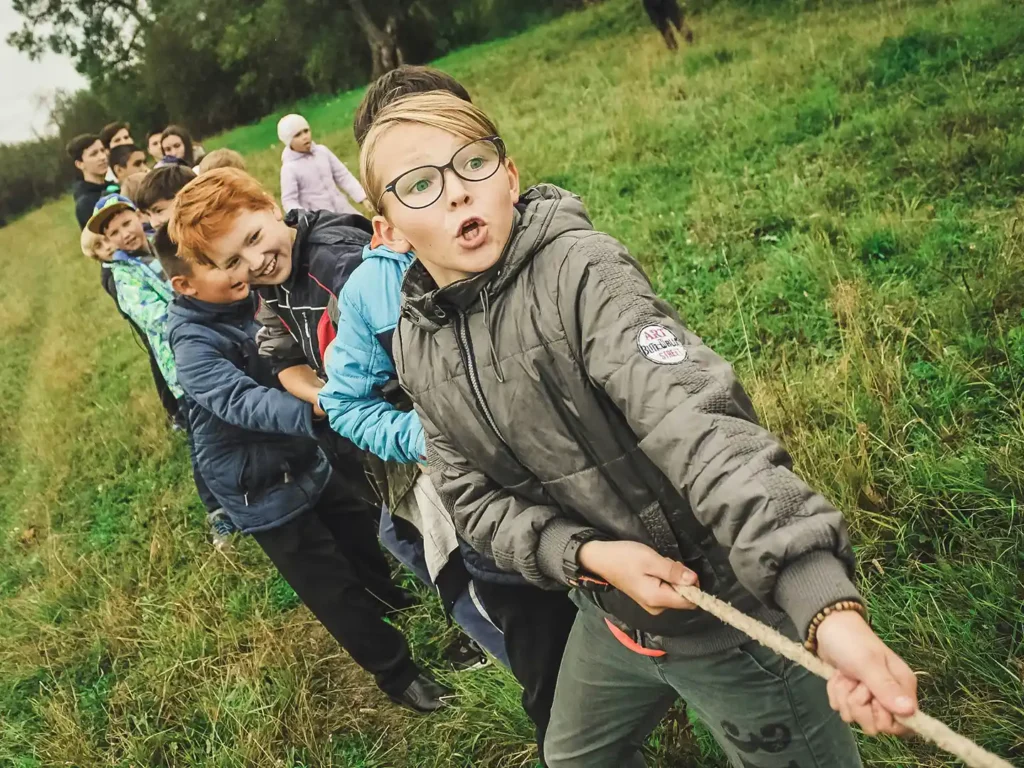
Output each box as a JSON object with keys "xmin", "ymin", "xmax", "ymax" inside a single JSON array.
[
  {"xmin": 304, "ymin": 314, "xmax": 316, "ymax": 368},
  {"xmin": 455, "ymin": 309, "xmax": 506, "ymax": 444}
]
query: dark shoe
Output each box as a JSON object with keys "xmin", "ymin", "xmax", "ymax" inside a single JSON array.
[
  {"xmin": 207, "ymin": 508, "xmax": 234, "ymax": 552},
  {"xmin": 388, "ymin": 673, "xmax": 453, "ymax": 714},
  {"xmin": 444, "ymin": 637, "xmax": 490, "ymax": 672}
]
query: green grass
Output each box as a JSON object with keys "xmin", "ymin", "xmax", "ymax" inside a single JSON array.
[{"xmin": 2, "ymin": 0, "xmax": 1023, "ymax": 764}]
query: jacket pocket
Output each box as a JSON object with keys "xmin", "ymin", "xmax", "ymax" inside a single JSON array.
[{"xmin": 238, "ymin": 443, "xmax": 289, "ymax": 503}]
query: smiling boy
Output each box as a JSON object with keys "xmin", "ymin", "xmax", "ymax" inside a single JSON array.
[
  {"xmin": 152, "ymin": 226, "xmax": 446, "ymax": 711},
  {"xmin": 358, "ymin": 91, "xmax": 920, "ymax": 768},
  {"xmin": 88, "ymin": 194, "xmax": 180, "ymax": 401}
]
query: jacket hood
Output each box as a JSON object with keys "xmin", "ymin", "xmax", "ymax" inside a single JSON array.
[
  {"xmin": 285, "ymin": 208, "xmax": 374, "ymax": 273},
  {"xmin": 362, "ymin": 243, "xmax": 414, "ymax": 266},
  {"xmin": 402, "ymin": 184, "xmax": 592, "ymax": 330},
  {"xmin": 281, "ymin": 142, "xmax": 319, "ymax": 164},
  {"xmin": 168, "ymin": 292, "xmax": 258, "ymax": 333}
]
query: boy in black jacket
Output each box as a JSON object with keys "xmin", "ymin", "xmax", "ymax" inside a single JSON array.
[{"xmin": 155, "ymin": 226, "xmax": 450, "ymax": 713}]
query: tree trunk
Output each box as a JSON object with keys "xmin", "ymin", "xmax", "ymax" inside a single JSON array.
[{"xmin": 346, "ymin": 0, "xmax": 405, "ymax": 79}]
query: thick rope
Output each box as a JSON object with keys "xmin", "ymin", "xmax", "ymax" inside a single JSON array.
[{"xmin": 673, "ymin": 584, "xmax": 1016, "ymax": 768}]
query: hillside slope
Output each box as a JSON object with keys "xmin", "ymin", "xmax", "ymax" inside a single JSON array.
[{"xmin": 1, "ymin": 0, "xmax": 1021, "ymax": 765}]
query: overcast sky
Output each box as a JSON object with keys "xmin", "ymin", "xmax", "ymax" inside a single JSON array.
[{"xmin": 0, "ymin": 0, "xmax": 87, "ymax": 143}]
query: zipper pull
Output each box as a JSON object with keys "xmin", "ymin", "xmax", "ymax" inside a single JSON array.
[{"xmin": 243, "ymin": 492, "xmax": 249, "ymax": 506}]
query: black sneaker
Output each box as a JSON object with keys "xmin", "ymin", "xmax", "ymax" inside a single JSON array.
[
  {"xmin": 444, "ymin": 637, "xmax": 490, "ymax": 672},
  {"xmin": 387, "ymin": 673, "xmax": 453, "ymax": 714}
]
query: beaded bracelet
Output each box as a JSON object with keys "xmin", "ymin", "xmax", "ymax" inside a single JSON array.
[{"xmin": 804, "ymin": 600, "xmax": 867, "ymax": 654}]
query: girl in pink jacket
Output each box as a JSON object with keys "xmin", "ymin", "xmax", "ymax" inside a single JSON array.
[{"xmin": 277, "ymin": 114, "xmax": 371, "ymax": 216}]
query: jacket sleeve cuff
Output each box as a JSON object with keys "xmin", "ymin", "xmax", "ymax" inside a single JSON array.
[
  {"xmin": 773, "ymin": 550, "xmax": 862, "ymax": 639},
  {"xmin": 536, "ymin": 518, "xmax": 600, "ymax": 586},
  {"xmin": 412, "ymin": 423, "xmax": 426, "ymax": 462}
]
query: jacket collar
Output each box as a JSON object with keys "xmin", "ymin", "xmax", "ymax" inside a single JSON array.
[
  {"xmin": 281, "ymin": 142, "xmax": 319, "ymax": 163},
  {"xmin": 173, "ymin": 292, "xmax": 258, "ymax": 323}
]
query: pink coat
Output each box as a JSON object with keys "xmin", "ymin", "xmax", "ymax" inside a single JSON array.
[{"xmin": 280, "ymin": 142, "xmax": 366, "ymax": 215}]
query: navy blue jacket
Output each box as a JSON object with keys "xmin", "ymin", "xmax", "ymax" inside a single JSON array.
[{"xmin": 167, "ymin": 293, "xmax": 331, "ymax": 533}]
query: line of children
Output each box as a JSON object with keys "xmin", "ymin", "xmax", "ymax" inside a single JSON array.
[
  {"xmin": 152, "ymin": 225, "xmax": 449, "ymax": 712},
  {"xmin": 78, "ymin": 66, "xmax": 922, "ymax": 766},
  {"xmin": 168, "ymin": 166, "xmax": 498, "ymax": 673},
  {"xmin": 85, "ymin": 187, "xmax": 228, "ymax": 537}
]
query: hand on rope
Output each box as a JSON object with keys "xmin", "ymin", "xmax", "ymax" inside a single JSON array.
[
  {"xmin": 816, "ymin": 609, "xmax": 917, "ymax": 737},
  {"xmin": 574, "ymin": 540, "xmax": 1015, "ymax": 766},
  {"xmin": 670, "ymin": 580, "xmax": 1016, "ymax": 768}
]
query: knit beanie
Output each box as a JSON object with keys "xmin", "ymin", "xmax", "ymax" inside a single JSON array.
[{"xmin": 277, "ymin": 114, "xmax": 310, "ymax": 145}]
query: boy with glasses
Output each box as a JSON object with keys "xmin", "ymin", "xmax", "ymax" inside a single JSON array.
[
  {"xmin": 358, "ymin": 90, "xmax": 919, "ymax": 767},
  {"xmin": 318, "ymin": 67, "xmax": 580, "ymax": 763}
]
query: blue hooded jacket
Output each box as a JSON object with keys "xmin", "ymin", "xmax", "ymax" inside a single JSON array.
[
  {"xmin": 319, "ymin": 245, "xmax": 527, "ymax": 587},
  {"xmin": 167, "ymin": 292, "xmax": 331, "ymax": 533},
  {"xmin": 319, "ymin": 245, "xmax": 425, "ymax": 463}
]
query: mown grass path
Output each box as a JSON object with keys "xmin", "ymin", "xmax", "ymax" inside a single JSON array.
[{"xmin": 1, "ymin": 0, "xmax": 1022, "ymax": 765}]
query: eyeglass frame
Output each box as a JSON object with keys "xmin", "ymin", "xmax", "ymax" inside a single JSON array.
[{"xmin": 376, "ymin": 135, "xmax": 507, "ymax": 211}]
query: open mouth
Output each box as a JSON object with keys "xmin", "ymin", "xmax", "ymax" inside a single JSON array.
[{"xmin": 457, "ymin": 218, "xmax": 487, "ymax": 248}]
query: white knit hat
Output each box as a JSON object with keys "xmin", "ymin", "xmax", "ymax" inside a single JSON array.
[{"xmin": 277, "ymin": 114, "xmax": 310, "ymax": 145}]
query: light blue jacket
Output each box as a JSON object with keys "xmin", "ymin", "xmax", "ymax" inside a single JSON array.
[{"xmin": 319, "ymin": 244, "xmax": 425, "ymax": 464}]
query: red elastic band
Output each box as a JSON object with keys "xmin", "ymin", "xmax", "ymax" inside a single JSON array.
[{"xmin": 603, "ymin": 618, "xmax": 667, "ymax": 657}]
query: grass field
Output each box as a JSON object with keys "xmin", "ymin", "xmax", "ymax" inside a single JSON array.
[{"xmin": 2, "ymin": 0, "xmax": 1023, "ymax": 765}]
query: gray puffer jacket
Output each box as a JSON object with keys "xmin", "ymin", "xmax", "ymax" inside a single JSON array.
[{"xmin": 396, "ymin": 184, "xmax": 860, "ymax": 655}]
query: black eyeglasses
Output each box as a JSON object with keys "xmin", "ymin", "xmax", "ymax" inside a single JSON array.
[{"xmin": 377, "ymin": 136, "xmax": 506, "ymax": 210}]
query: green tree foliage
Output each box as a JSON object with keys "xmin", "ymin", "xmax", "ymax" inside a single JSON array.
[{"xmin": 1, "ymin": 0, "xmax": 596, "ymax": 224}]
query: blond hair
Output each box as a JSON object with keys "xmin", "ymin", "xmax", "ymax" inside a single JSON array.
[
  {"xmin": 360, "ymin": 90, "xmax": 499, "ymax": 212},
  {"xmin": 198, "ymin": 148, "xmax": 247, "ymax": 174},
  {"xmin": 80, "ymin": 228, "xmax": 109, "ymax": 262}
]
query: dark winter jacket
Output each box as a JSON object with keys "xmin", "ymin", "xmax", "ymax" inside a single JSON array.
[
  {"xmin": 168, "ymin": 293, "xmax": 331, "ymax": 533},
  {"xmin": 397, "ymin": 185, "xmax": 861, "ymax": 656},
  {"xmin": 254, "ymin": 208, "xmax": 373, "ymax": 379},
  {"xmin": 73, "ymin": 178, "xmax": 118, "ymax": 230}
]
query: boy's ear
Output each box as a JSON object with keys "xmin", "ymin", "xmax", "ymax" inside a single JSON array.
[
  {"xmin": 74, "ymin": 159, "xmax": 85, "ymax": 173},
  {"xmin": 373, "ymin": 214, "xmax": 412, "ymax": 254},
  {"xmin": 504, "ymin": 157, "xmax": 521, "ymax": 203},
  {"xmin": 170, "ymin": 274, "xmax": 196, "ymax": 296}
]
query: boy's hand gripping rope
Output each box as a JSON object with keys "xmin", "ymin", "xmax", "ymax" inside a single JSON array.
[{"xmin": 673, "ymin": 583, "xmax": 1016, "ymax": 768}]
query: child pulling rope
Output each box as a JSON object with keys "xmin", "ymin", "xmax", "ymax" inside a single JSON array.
[{"xmin": 674, "ymin": 583, "xmax": 1016, "ymax": 768}]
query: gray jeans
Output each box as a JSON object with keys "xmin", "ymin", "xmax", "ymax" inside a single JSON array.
[{"xmin": 544, "ymin": 596, "xmax": 862, "ymax": 768}]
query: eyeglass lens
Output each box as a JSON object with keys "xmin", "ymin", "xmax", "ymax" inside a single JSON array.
[{"xmin": 394, "ymin": 139, "xmax": 502, "ymax": 209}]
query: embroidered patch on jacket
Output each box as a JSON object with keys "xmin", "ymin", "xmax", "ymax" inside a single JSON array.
[{"xmin": 637, "ymin": 324, "xmax": 687, "ymax": 364}]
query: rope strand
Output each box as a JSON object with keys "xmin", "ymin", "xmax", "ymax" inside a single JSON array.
[{"xmin": 673, "ymin": 584, "xmax": 1016, "ymax": 768}]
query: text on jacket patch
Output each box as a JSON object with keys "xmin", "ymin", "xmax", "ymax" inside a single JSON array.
[{"xmin": 637, "ymin": 324, "xmax": 687, "ymax": 364}]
